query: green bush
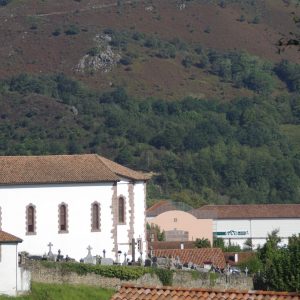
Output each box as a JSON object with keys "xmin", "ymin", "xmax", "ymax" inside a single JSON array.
[
  {"xmin": 52, "ymin": 28, "xmax": 61, "ymax": 36},
  {"xmin": 87, "ymin": 47, "xmax": 100, "ymax": 57},
  {"xmin": 42, "ymin": 261, "xmax": 149, "ymax": 280},
  {"xmin": 65, "ymin": 25, "xmax": 80, "ymax": 35},
  {"xmin": 152, "ymin": 268, "xmax": 173, "ymax": 286},
  {"xmin": 40, "ymin": 261, "xmax": 174, "ymax": 285},
  {"xmin": 0, "ymin": 0, "xmax": 11, "ymax": 6}
]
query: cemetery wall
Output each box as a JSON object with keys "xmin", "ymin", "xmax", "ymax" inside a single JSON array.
[{"xmin": 27, "ymin": 261, "xmax": 253, "ymax": 290}]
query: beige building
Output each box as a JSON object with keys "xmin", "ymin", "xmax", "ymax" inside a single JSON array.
[{"xmin": 147, "ymin": 201, "xmax": 213, "ymax": 243}]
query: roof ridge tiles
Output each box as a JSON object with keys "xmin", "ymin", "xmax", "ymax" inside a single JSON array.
[
  {"xmin": 114, "ymin": 284, "xmax": 300, "ymax": 299},
  {"xmin": 0, "ymin": 154, "xmax": 149, "ymax": 185}
]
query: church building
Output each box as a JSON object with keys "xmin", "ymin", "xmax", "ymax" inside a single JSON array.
[{"xmin": 0, "ymin": 154, "xmax": 149, "ymax": 261}]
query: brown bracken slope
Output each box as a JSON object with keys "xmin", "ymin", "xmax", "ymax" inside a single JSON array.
[{"xmin": 0, "ymin": 0, "xmax": 299, "ymax": 100}]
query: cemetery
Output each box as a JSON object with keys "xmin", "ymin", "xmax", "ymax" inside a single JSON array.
[{"xmin": 18, "ymin": 241, "xmax": 253, "ymax": 291}]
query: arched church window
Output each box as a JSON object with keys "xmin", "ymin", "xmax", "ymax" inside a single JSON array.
[
  {"xmin": 91, "ymin": 202, "xmax": 100, "ymax": 231},
  {"xmin": 26, "ymin": 204, "xmax": 36, "ymax": 235},
  {"xmin": 58, "ymin": 203, "xmax": 68, "ymax": 233},
  {"xmin": 118, "ymin": 197, "xmax": 125, "ymax": 224}
]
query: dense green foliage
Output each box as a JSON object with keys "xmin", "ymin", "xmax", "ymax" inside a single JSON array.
[
  {"xmin": 1, "ymin": 63, "xmax": 300, "ymax": 206},
  {"xmin": 42, "ymin": 261, "xmax": 149, "ymax": 280},
  {"xmin": 41, "ymin": 261, "xmax": 173, "ymax": 285},
  {"xmin": 194, "ymin": 238, "xmax": 211, "ymax": 248},
  {"xmin": 0, "ymin": 282, "xmax": 115, "ymax": 300},
  {"xmin": 2, "ymin": 33, "xmax": 300, "ymax": 206},
  {"xmin": 213, "ymin": 238, "xmax": 241, "ymax": 252},
  {"xmin": 254, "ymin": 231, "xmax": 300, "ymax": 292},
  {"xmin": 237, "ymin": 254, "xmax": 263, "ymax": 274}
]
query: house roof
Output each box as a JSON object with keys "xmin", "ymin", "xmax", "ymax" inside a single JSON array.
[
  {"xmin": 111, "ymin": 284, "xmax": 300, "ymax": 300},
  {"xmin": 153, "ymin": 248, "xmax": 226, "ymax": 269},
  {"xmin": 0, "ymin": 230, "xmax": 22, "ymax": 243},
  {"xmin": 193, "ymin": 204, "xmax": 300, "ymax": 219},
  {"xmin": 224, "ymin": 252, "xmax": 256, "ymax": 266},
  {"xmin": 0, "ymin": 154, "xmax": 149, "ymax": 185}
]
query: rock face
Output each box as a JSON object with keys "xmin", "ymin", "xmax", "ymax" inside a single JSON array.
[{"xmin": 75, "ymin": 34, "xmax": 121, "ymax": 73}]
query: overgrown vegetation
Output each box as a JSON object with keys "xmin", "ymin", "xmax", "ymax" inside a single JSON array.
[
  {"xmin": 41, "ymin": 261, "xmax": 173, "ymax": 285},
  {"xmin": 0, "ymin": 282, "xmax": 115, "ymax": 300},
  {"xmin": 253, "ymin": 231, "xmax": 300, "ymax": 292}
]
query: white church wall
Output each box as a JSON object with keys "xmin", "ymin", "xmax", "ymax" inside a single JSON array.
[
  {"xmin": 0, "ymin": 183, "xmax": 115, "ymax": 261},
  {"xmin": 133, "ymin": 182, "xmax": 147, "ymax": 258},
  {"xmin": 0, "ymin": 244, "xmax": 18, "ymax": 296},
  {"xmin": 115, "ymin": 180, "xmax": 147, "ymax": 262},
  {"xmin": 116, "ymin": 179, "xmax": 131, "ymax": 254}
]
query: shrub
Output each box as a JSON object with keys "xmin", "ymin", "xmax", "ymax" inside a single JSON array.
[
  {"xmin": 0, "ymin": 0, "xmax": 11, "ymax": 6},
  {"xmin": 238, "ymin": 15, "xmax": 246, "ymax": 22},
  {"xmin": 252, "ymin": 16, "xmax": 260, "ymax": 24},
  {"xmin": 120, "ymin": 56, "xmax": 133, "ymax": 65},
  {"xmin": 40, "ymin": 261, "xmax": 173, "ymax": 285},
  {"xmin": 182, "ymin": 56, "xmax": 193, "ymax": 68},
  {"xmin": 87, "ymin": 47, "xmax": 100, "ymax": 57},
  {"xmin": 204, "ymin": 26, "xmax": 211, "ymax": 33},
  {"xmin": 152, "ymin": 268, "xmax": 173, "ymax": 286},
  {"xmin": 52, "ymin": 28, "xmax": 61, "ymax": 36},
  {"xmin": 65, "ymin": 25, "xmax": 80, "ymax": 35}
]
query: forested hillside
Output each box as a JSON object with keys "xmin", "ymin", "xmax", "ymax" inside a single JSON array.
[
  {"xmin": 1, "ymin": 55, "xmax": 300, "ymax": 206},
  {"xmin": 1, "ymin": 0, "xmax": 300, "ymax": 206}
]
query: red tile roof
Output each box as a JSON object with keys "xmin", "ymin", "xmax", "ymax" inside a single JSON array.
[
  {"xmin": 111, "ymin": 284, "xmax": 300, "ymax": 300},
  {"xmin": 224, "ymin": 252, "xmax": 256, "ymax": 266},
  {"xmin": 0, "ymin": 154, "xmax": 149, "ymax": 185},
  {"xmin": 153, "ymin": 248, "xmax": 226, "ymax": 269},
  {"xmin": 0, "ymin": 230, "xmax": 22, "ymax": 243},
  {"xmin": 193, "ymin": 204, "xmax": 300, "ymax": 219}
]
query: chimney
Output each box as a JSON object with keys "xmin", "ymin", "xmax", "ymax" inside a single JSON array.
[
  {"xmin": 234, "ymin": 253, "xmax": 238, "ymax": 263},
  {"xmin": 180, "ymin": 243, "xmax": 184, "ymax": 250}
]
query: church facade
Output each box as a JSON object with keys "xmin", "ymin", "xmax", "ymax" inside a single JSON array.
[{"xmin": 0, "ymin": 154, "xmax": 149, "ymax": 261}]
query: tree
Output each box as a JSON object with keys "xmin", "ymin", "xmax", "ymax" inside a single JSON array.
[
  {"xmin": 194, "ymin": 238, "xmax": 211, "ymax": 248},
  {"xmin": 243, "ymin": 238, "xmax": 253, "ymax": 250},
  {"xmin": 255, "ymin": 230, "xmax": 300, "ymax": 292}
]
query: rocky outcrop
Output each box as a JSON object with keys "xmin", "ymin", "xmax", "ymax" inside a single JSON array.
[{"xmin": 75, "ymin": 34, "xmax": 121, "ymax": 74}]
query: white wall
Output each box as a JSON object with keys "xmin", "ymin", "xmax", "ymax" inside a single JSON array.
[
  {"xmin": 0, "ymin": 180, "xmax": 147, "ymax": 262},
  {"xmin": 0, "ymin": 244, "xmax": 18, "ymax": 296},
  {"xmin": 1, "ymin": 183, "xmax": 115, "ymax": 261},
  {"xmin": 214, "ymin": 218, "xmax": 300, "ymax": 248},
  {"xmin": 133, "ymin": 182, "xmax": 147, "ymax": 258},
  {"xmin": 116, "ymin": 180, "xmax": 147, "ymax": 262}
]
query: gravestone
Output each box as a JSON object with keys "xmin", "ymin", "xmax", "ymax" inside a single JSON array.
[
  {"xmin": 47, "ymin": 242, "xmax": 55, "ymax": 261},
  {"xmin": 144, "ymin": 258, "xmax": 152, "ymax": 267},
  {"xmin": 101, "ymin": 258, "xmax": 114, "ymax": 266},
  {"xmin": 56, "ymin": 249, "xmax": 64, "ymax": 262},
  {"xmin": 84, "ymin": 245, "xmax": 96, "ymax": 265},
  {"xmin": 157, "ymin": 257, "xmax": 168, "ymax": 266},
  {"xmin": 152, "ymin": 256, "xmax": 158, "ymax": 268}
]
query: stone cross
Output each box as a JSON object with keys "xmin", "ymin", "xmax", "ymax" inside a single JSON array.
[
  {"xmin": 84, "ymin": 245, "xmax": 95, "ymax": 265},
  {"xmin": 47, "ymin": 242, "xmax": 53, "ymax": 256},
  {"xmin": 130, "ymin": 238, "xmax": 137, "ymax": 262},
  {"xmin": 87, "ymin": 245, "xmax": 92, "ymax": 256}
]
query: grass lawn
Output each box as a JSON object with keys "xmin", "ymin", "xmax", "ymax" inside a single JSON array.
[{"xmin": 0, "ymin": 282, "xmax": 116, "ymax": 300}]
